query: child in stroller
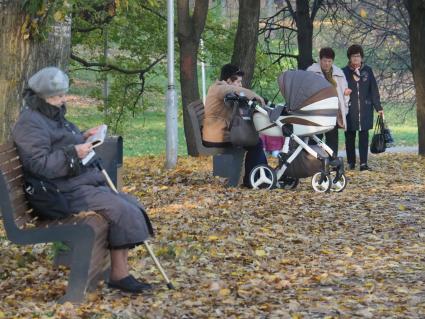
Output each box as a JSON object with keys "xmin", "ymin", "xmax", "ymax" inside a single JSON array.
[{"xmin": 227, "ymin": 70, "xmax": 347, "ymax": 193}]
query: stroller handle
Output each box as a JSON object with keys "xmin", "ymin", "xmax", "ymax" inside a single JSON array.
[{"xmin": 224, "ymin": 92, "xmax": 259, "ymax": 110}]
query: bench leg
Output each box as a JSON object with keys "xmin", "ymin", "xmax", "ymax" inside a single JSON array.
[
  {"xmin": 58, "ymin": 232, "xmax": 95, "ymax": 304},
  {"xmin": 213, "ymin": 149, "xmax": 245, "ymax": 187}
]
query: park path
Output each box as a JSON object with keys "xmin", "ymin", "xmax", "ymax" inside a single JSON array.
[{"xmin": 338, "ymin": 145, "xmax": 418, "ymax": 158}]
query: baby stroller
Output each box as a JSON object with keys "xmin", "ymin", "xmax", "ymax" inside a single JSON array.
[{"xmin": 228, "ymin": 70, "xmax": 347, "ymax": 192}]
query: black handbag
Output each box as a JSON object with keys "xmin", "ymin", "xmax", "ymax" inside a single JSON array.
[
  {"xmin": 24, "ymin": 175, "xmax": 73, "ymax": 220},
  {"xmin": 383, "ymin": 120, "xmax": 394, "ymax": 147},
  {"xmin": 228, "ymin": 100, "xmax": 259, "ymax": 147},
  {"xmin": 370, "ymin": 115, "xmax": 386, "ymax": 154}
]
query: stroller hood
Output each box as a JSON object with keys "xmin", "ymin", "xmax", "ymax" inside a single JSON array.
[{"xmin": 278, "ymin": 70, "xmax": 337, "ymax": 112}]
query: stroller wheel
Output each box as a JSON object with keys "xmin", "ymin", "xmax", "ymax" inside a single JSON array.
[
  {"xmin": 249, "ymin": 164, "xmax": 277, "ymax": 190},
  {"xmin": 311, "ymin": 172, "xmax": 331, "ymax": 193},
  {"xmin": 330, "ymin": 172, "xmax": 347, "ymax": 192},
  {"xmin": 278, "ymin": 176, "xmax": 299, "ymax": 190}
]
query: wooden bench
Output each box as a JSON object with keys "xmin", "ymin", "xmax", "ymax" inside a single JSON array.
[
  {"xmin": 187, "ymin": 100, "xmax": 246, "ymax": 187},
  {"xmin": 0, "ymin": 141, "xmax": 110, "ymax": 303}
]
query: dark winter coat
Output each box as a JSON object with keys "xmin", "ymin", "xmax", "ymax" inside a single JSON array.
[
  {"xmin": 12, "ymin": 91, "xmax": 153, "ymax": 248},
  {"xmin": 342, "ymin": 64, "xmax": 382, "ymax": 131}
]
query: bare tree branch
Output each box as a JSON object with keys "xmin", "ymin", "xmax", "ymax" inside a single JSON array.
[{"xmin": 70, "ymin": 53, "xmax": 165, "ymax": 75}]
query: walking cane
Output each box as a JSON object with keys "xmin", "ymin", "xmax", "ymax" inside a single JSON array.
[{"xmin": 96, "ymin": 160, "xmax": 175, "ymax": 289}]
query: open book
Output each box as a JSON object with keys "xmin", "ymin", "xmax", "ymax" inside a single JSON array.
[{"xmin": 82, "ymin": 124, "xmax": 107, "ymax": 165}]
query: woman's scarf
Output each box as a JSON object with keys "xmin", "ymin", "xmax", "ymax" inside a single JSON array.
[
  {"xmin": 321, "ymin": 67, "xmax": 337, "ymax": 87},
  {"xmin": 349, "ymin": 63, "xmax": 362, "ymax": 82}
]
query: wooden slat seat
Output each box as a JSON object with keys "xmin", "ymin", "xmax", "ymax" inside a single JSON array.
[{"xmin": 0, "ymin": 141, "xmax": 110, "ymax": 303}]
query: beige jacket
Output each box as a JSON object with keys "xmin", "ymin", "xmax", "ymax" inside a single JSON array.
[
  {"xmin": 307, "ymin": 63, "xmax": 350, "ymax": 130},
  {"xmin": 202, "ymin": 81, "xmax": 264, "ymax": 144}
]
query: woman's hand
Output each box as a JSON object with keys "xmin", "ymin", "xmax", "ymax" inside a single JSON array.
[
  {"xmin": 344, "ymin": 88, "xmax": 352, "ymax": 96},
  {"xmin": 83, "ymin": 125, "xmax": 102, "ymax": 140},
  {"xmin": 75, "ymin": 143, "xmax": 93, "ymax": 159}
]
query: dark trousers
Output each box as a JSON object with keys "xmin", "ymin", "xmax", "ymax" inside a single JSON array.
[
  {"xmin": 317, "ymin": 126, "xmax": 339, "ymax": 156},
  {"xmin": 243, "ymin": 139, "xmax": 268, "ymax": 186},
  {"xmin": 345, "ymin": 130, "xmax": 369, "ymax": 165}
]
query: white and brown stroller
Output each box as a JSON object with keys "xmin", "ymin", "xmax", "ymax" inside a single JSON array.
[{"xmin": 237, "ymin": 70, "xmax": 346, "ymax": 192}]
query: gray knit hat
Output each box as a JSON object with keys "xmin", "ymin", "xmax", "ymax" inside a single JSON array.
[{"xmin": 28, "ymin": 67, "xmax": 69, "ymax": 97}]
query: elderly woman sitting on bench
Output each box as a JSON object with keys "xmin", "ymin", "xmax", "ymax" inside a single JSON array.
[{"xmin": 12, "ymin": 67, "xmax": 153, "ymax": 294}]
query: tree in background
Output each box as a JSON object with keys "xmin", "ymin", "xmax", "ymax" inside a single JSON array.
[
  {"xmin": 70, "ymin": 0, "xmax": 167, "ymax": 133},
  {"xmin": 177, "ymin": 0, "xmax": 209, "ymax": 156},
  {"xmin": 0, "ymin": 1, "xmax": 71, "ymax": 142},
  {"xmin": 260, "ymin": 0, "xmax": 334, "ymax": 70},
  {"xmin": 231, "ymin": 0, "xmax": 261, "ymax": 88},
  {"xmin": 404, "ymin": 0, "xmax": 425, "ymax": 155},
  {"xmin": 0, "ymin": 0, "xmax": 168, "ymax": 140}
]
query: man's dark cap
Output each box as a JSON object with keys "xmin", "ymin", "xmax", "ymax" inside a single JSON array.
[{"xmin": 220, "ymin": 64, "xmax": 244, "ymax": 81}]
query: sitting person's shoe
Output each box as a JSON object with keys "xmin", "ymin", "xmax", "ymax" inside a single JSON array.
[
  {"xmin": 359, "ymin": 164, "xmax": 371, "ymax": 171},
  {"xmin": 348, "ymin": 163, "xmax": 355, "ymax": 170},
  {"xmin": 108, "ymin": 275, "xmax": 152, "ymax": 293}
]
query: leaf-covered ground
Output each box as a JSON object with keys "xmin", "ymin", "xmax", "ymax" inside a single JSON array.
[{"xmin": 1, "ymin": 153, "xmax": 425, "ymax": 318}]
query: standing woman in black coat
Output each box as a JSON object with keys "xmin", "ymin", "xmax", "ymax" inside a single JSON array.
[{"xmin": 342, "ymin": 45, "xmax": 384, "ymax": 171}]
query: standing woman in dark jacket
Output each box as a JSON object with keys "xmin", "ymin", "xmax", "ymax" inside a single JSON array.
[
  {"xmin": 342, "ymin": 45, "xmax": 384, "ymax": 171},
  {"xmin": 12, "ymin": 67, "xmax": 154, "ymax": 294}
]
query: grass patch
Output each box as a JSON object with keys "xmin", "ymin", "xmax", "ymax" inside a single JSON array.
[
  {"xmin": 67, "ymin": 104, "xmax": 188, "ymax": 156},
  {"xmin": 67, "ymin": 101, "xmax": 418, "ymax": 156}
]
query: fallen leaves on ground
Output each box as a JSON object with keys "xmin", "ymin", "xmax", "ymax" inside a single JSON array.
[{"xmin": 0, "ymin": 153, "xmax": 425, "ymax": 318}]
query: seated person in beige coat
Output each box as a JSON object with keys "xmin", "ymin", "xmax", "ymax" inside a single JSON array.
[{"xmin": 202, "ymin": 64, "xmax": 267, "ymax": 187}]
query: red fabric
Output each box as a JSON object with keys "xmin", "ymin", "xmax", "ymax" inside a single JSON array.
[{"xmin": 260, "ymin": 135, "xmax": 284, "ymax": 152}]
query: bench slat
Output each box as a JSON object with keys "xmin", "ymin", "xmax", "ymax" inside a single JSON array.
[
  {"xmin": 3, "ymin": 168, "xmax": 24, "ymax": 181},
  {"xmin": 7, "ymin": 175, "xmax": 25, "ymax": 191},
  {"xmin": 0, "ymin": 141, "xmax": 15, "ymax": 153},
  {"xmin": 12, "ymin": 199, "xmax": 31, "ymax": 213},
  {"xmin": 12, "ymin": 195, "xmax": 29, "ymax": 209},
  {"xmin": 0, "ymin": 160, "xmax": 22, "ymax": 174},
  {"xmin": 0, "ymin": 149, "xmax": 19, "ymax": 164}
]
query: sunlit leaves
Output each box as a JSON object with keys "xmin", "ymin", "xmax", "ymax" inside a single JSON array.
[{"xmin": 0, "ymin": 153, "xmax": 424, "ymax": 317}]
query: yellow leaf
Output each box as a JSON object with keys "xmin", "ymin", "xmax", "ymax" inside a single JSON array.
[
  {"xmin": 218, "ymin": 288, "xmax": 231, "ymax": 296},
  {"xmin": 359, "ymin": 8, "xmax": 367, "ymax": 18},
  {"xmin": 208, "ymin": 235, "xmax": 219, "ymax": 241},
  {"xmin": 0, "ymin": 311, "xmax": 5, "ymax": 319},
  {"xmin": 344, "ymin": 247, "xmax": 353, "ymax": 257},
  {"xmin": 53, "ymin": 10, "xmax": 64, "ymax": 22},
  {"xmin": 399, "ymin": 204, "xmax": 406, "ymax": 211},
  {"xmin": 314, "ymin": 272, "xmax": 328, "ymax": 282},
  {"xmin": 255, "ymin": 249, "xmax": 267, "ymax": 257}
]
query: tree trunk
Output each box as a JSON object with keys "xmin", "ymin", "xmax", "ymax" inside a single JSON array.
[
  {"xmin": 405, "ymin": 0, "xmax": 425, "ymax": 155},
  {"xmin": 177, "ymin": 0, "xmax": 209, "ymax": 156},
  {"xmin": 231, "ymin": 0, "xmax": 261, "ymax": 89},
  {"xmin": 295, "ymin": 0, "xmax": 313, "ymax": 70},
  {"xmin": 0, "ymin": 1, "xmax": 71, "ymax": 143}
]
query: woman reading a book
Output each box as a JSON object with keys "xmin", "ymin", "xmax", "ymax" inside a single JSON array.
[{"xmin": 12, "ymin": 67, "xmax": 154, "ymax": 294}]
